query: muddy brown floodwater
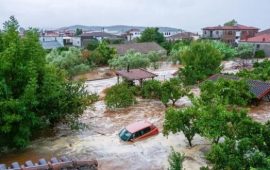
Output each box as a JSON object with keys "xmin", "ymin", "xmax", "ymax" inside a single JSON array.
[{"xmin": 1, "ymin": 62, "xmax": 269, "ymax": 170}]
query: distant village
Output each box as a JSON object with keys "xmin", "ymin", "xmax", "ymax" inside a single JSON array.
[{"xmin": 17, "ymin": 22, "xmax": 269, "ymax": 57}]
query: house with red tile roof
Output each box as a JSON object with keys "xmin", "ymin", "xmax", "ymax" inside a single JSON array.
[
  {"xmin": 202, "ymin": 24, "xmax": 259, "ymax": 44},
  {"xmin": 240, "ymin": 34, "xmax": 270, "ymax": 57}
]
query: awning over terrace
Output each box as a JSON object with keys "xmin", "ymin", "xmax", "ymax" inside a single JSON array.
[
  {"xmin": 116, "ymin": 68, "xmax": 157, "ymax": 85},
  {"xmin": 208, "ymin": 74, "xmax": 270, "ymax": 100}
]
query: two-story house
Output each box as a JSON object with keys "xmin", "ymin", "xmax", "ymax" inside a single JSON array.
[{"xmin": 202, "ymin": 24, "xmax": 259, "ymax": 44}]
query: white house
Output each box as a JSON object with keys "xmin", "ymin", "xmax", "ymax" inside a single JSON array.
[{"xmin": 126, "ymin": 29, "xmax": 141, "ymax": 41}]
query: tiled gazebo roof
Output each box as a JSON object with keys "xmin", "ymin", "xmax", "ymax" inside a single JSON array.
[{"xmin": 116, "ymin": 68, "xmax": 157, "ymax": 81}]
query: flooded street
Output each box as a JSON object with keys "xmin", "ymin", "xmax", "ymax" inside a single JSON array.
[{"xmin": 1, "ymin": 63, "xmax": 270, "ymax": 170}]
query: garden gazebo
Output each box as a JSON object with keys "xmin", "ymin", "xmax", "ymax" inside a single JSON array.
[{"xmin": 116, "ymin": 68, "xmax": 157, "ymax": 86}]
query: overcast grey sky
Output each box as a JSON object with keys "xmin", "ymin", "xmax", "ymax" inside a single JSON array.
[{"xmin": 1, "ymin": 0, "xmax": 269, "ymax": 32}]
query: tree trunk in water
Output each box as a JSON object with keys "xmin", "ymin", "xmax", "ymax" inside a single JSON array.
[{"xmin": 188, "ymin": 138, "xmax": 193, "ymax": 147}]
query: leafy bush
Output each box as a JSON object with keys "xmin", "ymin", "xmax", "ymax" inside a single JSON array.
[
  {"xmin": 46, "ymin": 47, "xmax": 92, "ymax": 77},
  {"xmin": 169, "ymin": 41, "xmax": 191, "ymax": 64},
  {"xmin": 147, "ymin": 51, "xmax": 162, "ymax": 69},
  {"xmin": 109, "ymin": 51, "xmax": 150, "ymax": 69},
  {"xmin": 179, "ymin": 41, "xmax": 222, "ymax": 85},
  {"xmin": 0, "ymin": 16, "xmax": 96, "ymax": 149},
  {"xmin": 237, "ymin": 44, "xmax": 254, "ymax": 59},
  {"xmin": 88, "ymin": 41, "xmax": 116, "ymax": 66},
  {"xmin": 141, "ymin": 80, "xmax": 162, "ymax": 99},
  {"xmin": 207, "ymin": 40, "xmax": 237, "ymax": 60},
  {"xmin": 86, "ymin": 39, "xmax": 99, "ymax": 51},
  {"xmin": 168, "ymin": 147, "xmax": 185, "ymax": 170},
  {"xmin": 105, "ymin": 83, "xmax": 136, "ymax": 109},
  {"xmin": 237, "ymin": 60, "xmax": 270, "ymax": 81},
  {"xmin": 255, "ymin": 50, "xmax": 266, "ymax": 58},
  {"xmin": 200, "ymin": 78, "xmax": 254, "ymax": 106}
]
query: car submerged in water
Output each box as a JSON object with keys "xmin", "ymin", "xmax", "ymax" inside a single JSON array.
[{"xmin": 119, "ymin": 120, "xmax": 159, "ymax": 142}]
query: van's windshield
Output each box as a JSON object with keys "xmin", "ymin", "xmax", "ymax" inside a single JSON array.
[{"xmin": 119, "ymin": 128, "xmax": 133, "ymax": 141}]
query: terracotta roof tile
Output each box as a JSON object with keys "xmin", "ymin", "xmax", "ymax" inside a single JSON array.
[
  {"xmin": 110, "ymin": 42, "xmax": 166, "ymax": 55},
  {"xmin": 240, "ymin": 34, "xmax": 270, "ymax": 43},
  {"xmin": 116, "ymin": 68, "xmax": 157, "ymax": 81}
]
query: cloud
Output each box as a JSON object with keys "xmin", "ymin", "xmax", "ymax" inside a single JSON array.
[{"xmin": 0, "ymin": 0, "xmax": 269, "ymax": 32}]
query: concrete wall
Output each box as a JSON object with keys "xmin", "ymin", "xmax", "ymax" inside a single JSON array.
[
  {"xmin": 202, "ymin": 30, "xmax": 223, "ymax": 39},
  {"xmin": 72, "ymin": 37, "xmax": 81, "ymax": 47},
  {"xmin": 39, "ymin": 36, "xmax": 64, "ymax": 46},
  {"xmin": 240, "ymin": 42, "xmax": 270, "ymax": 57}
]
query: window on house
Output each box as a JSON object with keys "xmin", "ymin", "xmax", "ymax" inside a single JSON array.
[
  {"xmin": 216, "ymin": 31, "xmax": 219, "ymax": 35},
  {"xmin": 256, "ymin": 44, "xmax": 260, "ymax": 49},
  {"xmin": 228, "ymin": 31, "xmax": 233, "ymax": 35}
]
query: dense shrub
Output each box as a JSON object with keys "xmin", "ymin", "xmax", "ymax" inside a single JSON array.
[
  {"xmin": 105, "ymin": 83, "xmax": 136, "ymax": 109},
  {"xmin": 255, "ymin": 50, "xmax": 266, "ymax": 58},
  {"xmin": 168, "ymin": 147, "xmax": 185, "ymax": 170},
  {"xmin": 86, "ymin": 39, "xmax": 99, "ymax": 51},
  {"xmin": 207, "ymin": 40, "xmax": 237, "ymax": 60},
  {"xmin": 200, "ymin": 78, "xmax": 254, "ymax": 106},
  {"xmin": 109, "ymin": 51, "xmax": 150, "ymax": 69},
  {"xmin": 237, "ymin": 60, "xmax": 270, "ymax": 81},
  {"xmin": 237, "ymin": 44, "xmax": 254, "ymax": 59},
  {"xmin": 46, "ymin": 47, "xmax": 92, "ymax": 77},
  {"xmin": 141, "ymin": 80, "xmax": 162, "ymax": 99},
  {"xmin": 88, "ymin": 41, "xmax": 116, "ymax": 66}
]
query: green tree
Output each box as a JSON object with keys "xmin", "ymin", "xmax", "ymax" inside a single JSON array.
[
  {"xmin": 108, "ymin": 51, "xmax": 150, "ymax": 69},
  {"xmin": 200, "ymin": 79, "xmax": 254, "ymax": 106},
  {"xmin": 0, "ymin": 16, "xmax": 95, "ymax": 149},
  {"xmin": 141, "ymin": 79, "xmax": 162, "ymax": 99},
  {"xmin": 89, "ymin": 41, "xmax": 116, "ymax": 66},
  {"xmin": 138, "ymin": 27, "xmax": 165, "ymax": 44},
  {"xmin": 46, "ymin": 47, "xmax": 92, "ymax": 77},
  {"xmin": 163, "ymin": 107, "xmax": 198, "ymax": 147},
  {"xmin": 237, "ymin": 43, "xmax": 254, "ymax": 59},
  {"xmin": 75, "ymin": 28, "xmax": 82, "ymax": 36},
  {"xmin": 237, "ymin": 60, "xmax": 270, "ymax": 81},
  {"xmin": 179, "ymin": 41, "xmax": 222, "ymax": 85},
  {"xmin": 255, "ymin": 50, "xmax": 266, "ymax": 58},
  {"xmin": 169, "ymin": 41, "xmax": 191, "ymax": 64},
  {"xmin": 105, "ymin": 83, "xmax": 136, "ymax": 109},
  {"xmin": 86, "ymin": 39, "xmax": 99, "ymax": 51},
  {"xmin": 224, "ymin": 19, "xmax": 238, "ymax": 26},
  {"xmin": 147, "ymin": 51, "xmax": 162, "ymax": 69},
  {"xmin": 207, "ymin": 40, "xmax": 237, "ymax": 60},
  {"xmin": 160, "ymin": 78, "xmax": 191, "ymax": 107},
  {"xmin": 168, "ymin": 147, "xmax": 185, "ymax": 170}
]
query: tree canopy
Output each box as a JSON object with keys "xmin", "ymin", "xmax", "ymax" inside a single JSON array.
[
  {"xmin": 0, "ymin": 16, "xmax": 96, "ymax": 149},
  {"xmin": 179, "ymin": 41, "xmax": 222, "ymax": 85},
  {"xmin": 224, "ymin": 19, "xmax": 238, "ymax": 26},
  {"xmin": 46, "ymin": 47, "xmax": 92, "ymax": 77},
  {"xmin": 138, "ymin": 27, "xmax": 165, "ymax": 44}
]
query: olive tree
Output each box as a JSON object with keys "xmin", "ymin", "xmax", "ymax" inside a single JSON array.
[
  {"xmin": 163, "ymin": 107, "xmax": 198, "ymax": 147},
  {"xmin": 160, "ymin": 78, "xmax": 191, "ymax": 107}
]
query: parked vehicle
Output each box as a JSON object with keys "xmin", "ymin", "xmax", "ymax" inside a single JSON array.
[{"xmin": 119, "ymin": 120, "xmax": 159, "ymax": 142}]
